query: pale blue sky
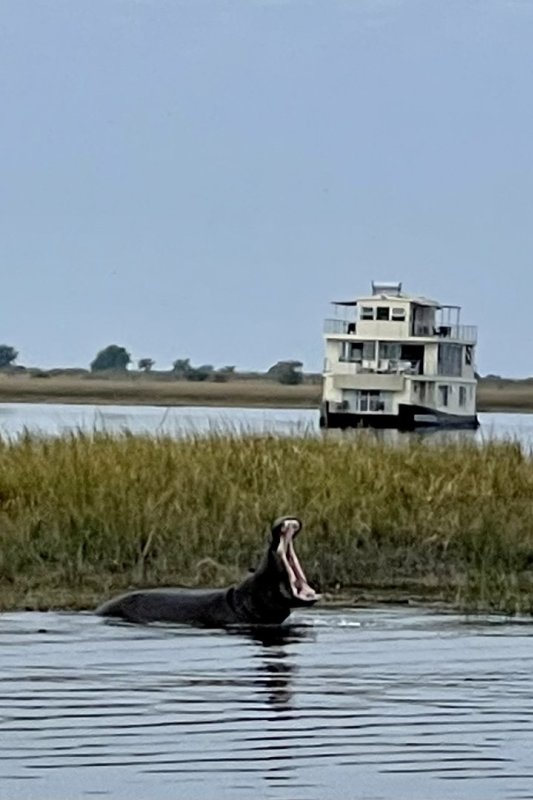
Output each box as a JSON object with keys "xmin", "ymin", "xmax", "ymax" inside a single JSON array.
[{"xmin": 1, "ymin": 0, "xmax": 532, "ymax": 375}]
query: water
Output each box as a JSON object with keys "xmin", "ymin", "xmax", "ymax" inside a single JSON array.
[
  {"xmin": 0, "ymin": 401, "xmax": 532, "ymax": 444},
  {"xmin": 2, "ymin": 607, "xmax": 533, "ymax": 800}
]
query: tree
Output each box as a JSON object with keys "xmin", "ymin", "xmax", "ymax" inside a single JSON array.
[
  {"xmin": 172, "ymin": 358, "xmax": 192, "ymax": 379},
  {"xmin": 0, "ymin": 344, "xmax": 18, "ymax": 368},
  {"xmin": 138, "ymin": 358, "xmax": 155, "ymax": 372},
  {"xmin": 90, "ymin": 345, "xmax": 131, "ymax": 372},
  {"xmin": 267, "ymin": 359, "xmax": 304, "ymax": 385}
]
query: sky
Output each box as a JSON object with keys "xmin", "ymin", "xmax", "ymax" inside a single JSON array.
[{"xmin": 1, "ymin": 0, "xmax": 532, "ymax": 376}]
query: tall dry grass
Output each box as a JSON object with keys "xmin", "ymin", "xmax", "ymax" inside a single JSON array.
[
  {"xmin": 478, "ymin": 382, "xmax": 533, "ymax": 412},
  {"xmin": 0, "ymin": 374, "xmax": 320, "ymax": 407},
  {"xmin": 1, "ymin": 430, "xmax": 533, "ymax": 613}
]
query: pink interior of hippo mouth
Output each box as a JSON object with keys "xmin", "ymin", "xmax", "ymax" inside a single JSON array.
[{"xmin": 277, "ymin": 519, "xmax": 319, "ymax": 602}]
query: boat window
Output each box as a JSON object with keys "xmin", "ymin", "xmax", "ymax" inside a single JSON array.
[
  {"xmin": 362, "ymin": 341, "xmax": 376, "ymax": 360},
  {"xmin": 359, "ymin": 390, "xmax": 393, "ymax": 413},
  {"xmin": 465, "ymin": 345, "xmax": 473, "ymax": 366},
  {"xmin": 391, "ymin": 307, "xmax": 406, "ymax": 320},
  {"xmin": 438, "ymin": 343, "xmax": 462, "ymax": 377},
  {"xmin": 360, "ymin": 306, "xmax": 374, "ymax": 320},
  {"xmin": 400, "ymin": 344, "xmax": 424, "ymax": 374},
  {"xmin": 340, "ymin": 342, "xmax": 363, "ymax": 362},
  {"xmin": 459, "ymin": 386, "xmax": 467, "ymax": 407},
  {"xmin": 376, "ymin": 306, "xmax": 390, "ymax": 321},
  {"xmin": 438, "ymin": 385, "xmax": 449, "ymax": 407},
  {"xmin": 412, "ymin": 305, "xmax": 436, "ymax": 336},
  {"xmin": 350, "ymin": 344, "xmax": 363, "ymax": 362},
  {"xmin": 379, "ymin": 342, "xmax": 401, "ymax": 360}
]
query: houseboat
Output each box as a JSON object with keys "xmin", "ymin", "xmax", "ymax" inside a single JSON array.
[{"xmin": 320, "ymin": 281, "xmax": 478, "ymax": 430}]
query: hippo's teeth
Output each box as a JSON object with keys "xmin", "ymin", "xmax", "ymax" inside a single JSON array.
[{"xmin": 277, "ymin": 526, "xmax": 316, "ymax": 602}]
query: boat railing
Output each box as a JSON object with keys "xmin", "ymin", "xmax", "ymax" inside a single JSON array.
[
  {"xmin": 413, "ymin": 324, "xmax": 477, "ymax": 342},
  {"xmin": 442, "ymin": 324, "xmax": 477, "ymax": 343},
  {"xmin": 323, "ymin": 319, "xmax": 356, "ymax": 334},
  {"xmin": 325, "ymin": 318, "xmax": 477, "ymax": 343},
  {"xmin": 377, "ymin": 359, "xmax": 421, "ymax": 375},
  {"xmin": 326, "ymin": 358, "xmax": 421, "ymax": 375}
]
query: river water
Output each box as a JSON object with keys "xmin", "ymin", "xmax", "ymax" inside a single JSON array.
[
  {"xmin": 2, "ymin": 607, "xmax": 533, "ymax": 800},
  {"xmin": 0, "ymin": 401, "xmax": 532, "ymax": 444}
]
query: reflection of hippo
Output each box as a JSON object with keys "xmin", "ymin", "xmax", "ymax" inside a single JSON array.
[{"xmin": 96, "ymin": 517, "xmax": 319, "ymax": 627}]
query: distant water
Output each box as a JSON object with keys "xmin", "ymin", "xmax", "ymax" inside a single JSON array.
[
  {"xmin": 0, "ymin": 402, "xmax": 531, "ymax": 444},
  {"xmin": 2, "ymin": 607, "xmax": 533, "ymax": 800}
]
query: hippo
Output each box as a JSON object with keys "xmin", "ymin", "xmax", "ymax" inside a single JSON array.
[{"xmin": 95, "ymin": 516, "xmax": 319, "ymax": 627}]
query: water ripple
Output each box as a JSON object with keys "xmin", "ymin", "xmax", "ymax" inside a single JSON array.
[{"xmin": 2, "ymin": 608, "xmax": 533, "ymax": 799}]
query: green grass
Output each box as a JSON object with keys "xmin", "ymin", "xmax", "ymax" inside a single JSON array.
[{"xmin": 1, "ymin": 429, "xmax": 533, "ymax": 614}]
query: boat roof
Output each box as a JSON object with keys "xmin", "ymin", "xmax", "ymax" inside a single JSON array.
[{"xmin": 333, "ymin": 292, "xmax": 441, "ymax": 308}]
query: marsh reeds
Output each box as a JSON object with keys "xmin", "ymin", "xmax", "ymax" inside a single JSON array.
[{"xmin": 1, "ymin": 429, "xmax": 533, "ymax": 613}]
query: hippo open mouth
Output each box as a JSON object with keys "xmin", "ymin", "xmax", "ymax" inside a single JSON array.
[{"xmin": 277, "ymin": 518, "xmax": 319, "ymax": 603}]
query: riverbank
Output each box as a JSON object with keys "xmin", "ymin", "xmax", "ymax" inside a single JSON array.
[
  {"xmin": 477, "ymin": 382, "xmax": 533, "ymax": 413},
  {"xmin": 1, "ymin": 430, "xmax": 532, "ymax": 614},
  {"xmin": 0, "ymin": 373, "xmax": 532, "ymax": 412},
  {"xmin": 0, "ymin": 374, "xmax": 320, "ymax": 408}
]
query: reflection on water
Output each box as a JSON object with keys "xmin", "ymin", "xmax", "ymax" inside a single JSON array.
[
  {"xmin": 0, "ymin": 401, "xmax": 532, "ymax": 445},
  {"xmin": 2, "ymin": 608, "xmax": 533, "ymax": 799}
]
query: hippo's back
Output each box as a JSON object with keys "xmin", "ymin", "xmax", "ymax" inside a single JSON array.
[{"xmin": 96, "ymin": 587, "xmax": 236, "ymax": 626}]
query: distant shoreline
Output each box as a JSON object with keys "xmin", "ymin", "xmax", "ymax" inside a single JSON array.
[
  {"xmin": 0, "ymin": 373, "xmax": 531, "ymax": 413},
  {"xmin": 0, "ymin": 374, "xmax": 321, "ymax": 408}
]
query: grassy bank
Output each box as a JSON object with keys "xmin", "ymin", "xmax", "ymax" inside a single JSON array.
[
  {"xmin": 477, "ymin": 381, "xmax": 533, "ymax": 413},
  {"xmin": 0, "ymin": 372, "xmax": 532, "ymax": 412},
  {"xmin": 1, "ymin": 430, "xmax": 533, "ymax": 614},
  {"xmin": 0, "ymin": 374, "xmax": 320, "ymax": 408}
]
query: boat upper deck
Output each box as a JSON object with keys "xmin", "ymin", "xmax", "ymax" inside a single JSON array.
[{"xmin": 324, "ymin": 281, "xmax": 477, "ymax": 344}]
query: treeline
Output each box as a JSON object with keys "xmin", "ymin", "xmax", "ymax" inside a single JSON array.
[{"xmin": 0, "ymin": 343, "xmax": 312, "ymax": 386}]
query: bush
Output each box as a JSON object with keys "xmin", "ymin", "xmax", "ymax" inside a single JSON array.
[
  {"xmin": 138, "ymin": 358, "xmax": 155, "ymax": 372},
  {"xmin": 91, "ymin": 345, "xmax": 131, "ymax": 372},
  {"xmin": 187, "ymin": 365, "xmax": 214, "ymax": 382},
  {"xmin": 267, "ymin": 360, "xmax": 304, "ymax": 385}
]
